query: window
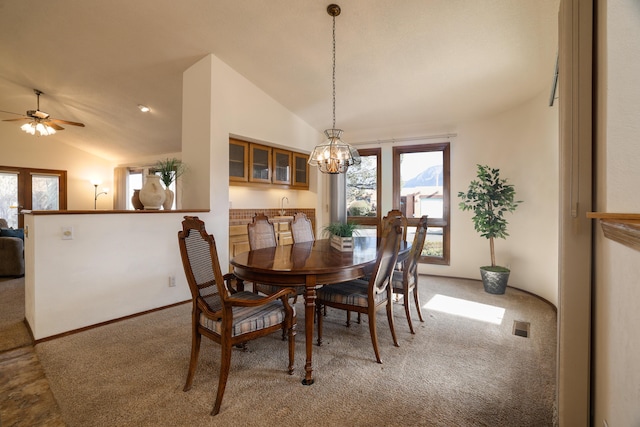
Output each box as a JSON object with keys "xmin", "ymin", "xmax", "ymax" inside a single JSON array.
[
  {"xmin": 393, "ymin": 143, "xmax": 450, "ymax": 265},
  {"xmin": 346, "ymin": 148, "xmax": 381, "ymax": 236},
  {"xmin": 0, "ymin": 166, "xmax": 67, "ymax": 228}
]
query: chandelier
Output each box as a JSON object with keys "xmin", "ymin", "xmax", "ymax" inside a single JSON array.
[{"xmin": 308, "ymin": 4, "xmax": 361, "ymax": 174}]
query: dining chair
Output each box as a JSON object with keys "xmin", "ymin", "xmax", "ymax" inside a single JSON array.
[
  {"xmin": 391, "ymin": 215, "xmax": 428, "ymax": 334},
  {"xmin": 178, "ymin": 216, "xmax": 297, "ymax": 416},
  {"xmin": 290, "ymin": 212, "xmax": 315, "ymax": 243},
  {"xmin": 248, "ymin": 213, "xmax": 304, "ymax": 301},
  {"xmin": 382, "ymin": 209, "xmax": 407, "ymax": 242},
  {"xmin": 348, "ymin": 208, "xmax": 407, "ymax": 326},
  {"xmin": 315, "ymin": 216, "xmax": 404, "ymax": 364},
  {"xmin": 247, "ymin": 213, "xmax": 277, "ymax": 250}
]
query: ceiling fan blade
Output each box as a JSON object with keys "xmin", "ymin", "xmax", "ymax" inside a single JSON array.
[
  {"xmin": 50, "ymin": 118, "xmax": 85, "ymax": 127},
  {"xmin": 2, "ymin": 117, "xmax": 29, "ymax": 122},
  {"xmin": 45, "ymin": 121, "xmax": 65, "ymax": 131}
]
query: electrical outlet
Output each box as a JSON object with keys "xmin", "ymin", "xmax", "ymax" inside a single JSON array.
[
  {"xmin": 61, "ymin": 226, "xmax": 73, "ymax": 240},
  {"xmin": 168, "ymin": 275, "xmax": 176, "ymax": 287}
]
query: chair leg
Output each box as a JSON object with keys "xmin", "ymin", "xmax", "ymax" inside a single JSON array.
[
  {"xmin": 287, "ymin": 323, "xmax": 296, "ymax": 375},
  {"xmin": 367, "ymin": 310, "xmax": 382, "ymax": 364},
  {"xmin": 316, "ymin": 302, "xmax": 324, "ymax": 346},
  {"xmin": 413, "ymin": 287, "xmax": 425, "ymax": 322},
  {"xmin": 184, "ymin": 327, "xmax": 201, "ymax": 392},
  {"xmin": 386, "ymin": 298, "xmax": 399, "ymax": 347},
  {"xmin": 211, "ymin": 341, "xmax": 233, "ymax": 416},
  {"xmin": 404, "ymin": 291, "xmax": 415, "ymax": 334}
]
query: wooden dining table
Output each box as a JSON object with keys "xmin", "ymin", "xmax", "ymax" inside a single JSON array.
[{"xmin": 230, "ymin": 236, "xmax": 409, "ymax": 385}]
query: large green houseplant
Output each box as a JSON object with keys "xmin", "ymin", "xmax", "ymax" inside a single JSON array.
[{"xmin": 458, "ymin": 164, "xmax": 522, "ymax": 294}]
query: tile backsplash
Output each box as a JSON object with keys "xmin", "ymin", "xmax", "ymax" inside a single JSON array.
[{"xmin": 229, "ymin": 208, "xmax": 316, "ymax": 227}]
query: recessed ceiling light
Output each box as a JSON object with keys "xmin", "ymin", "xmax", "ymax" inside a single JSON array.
[{"xmin": 138, "ymin": 104, "xmax": 151, "ymax": 113}]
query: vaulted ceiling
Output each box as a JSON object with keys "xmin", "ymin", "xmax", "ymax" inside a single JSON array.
[{"xmin": 0, "ymin": 1, "xmax": 559, "ymax": 162}]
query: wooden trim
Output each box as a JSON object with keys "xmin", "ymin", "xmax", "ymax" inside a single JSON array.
[
  {"xmin": 26, "ymin": 209, "xmax": 209, "ymax": 215},
  {"xmin": 33, "ymin": 300, "xmax": 190, "ymax": 344},
  {"xmin": 588, "ymin": 213, "xmax": 640, "ymax": 251}
]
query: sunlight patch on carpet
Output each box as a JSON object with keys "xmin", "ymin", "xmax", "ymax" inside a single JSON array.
[{"xmin": 425, "ymin": 294, "xmax": 505, "ymax": 324}]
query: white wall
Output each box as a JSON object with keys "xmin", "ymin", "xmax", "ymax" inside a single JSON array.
[
  {"xmin": 181, "ymin": 54, "xmax": 323, "ymax": 268},
  {"xmin": 24, "ymin": 212, "xmax": 192, "ymax": 340},
  {"xmin": 356, "ymin": 89, "xmax": 559, "ymax": 305},
  {"xmin": 451, "ymin": 90, "xmax": 559, "ymax": 304},
  {"xmin": 0, "ymin": 129, "xmax": 115, "ymax": 210},
  {"xmin": 593, "ymin": 1, "xmax": 640, "ymax": 425}
]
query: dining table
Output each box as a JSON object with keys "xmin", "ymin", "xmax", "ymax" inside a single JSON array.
[{"xmin": 230, "ymin": 236, "xmax": 410, "ymax": 385}]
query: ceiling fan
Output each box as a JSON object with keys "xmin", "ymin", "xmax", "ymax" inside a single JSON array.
[{"xmin": 1, "ymin": 89, "xmax": 85, "ymax": 135}]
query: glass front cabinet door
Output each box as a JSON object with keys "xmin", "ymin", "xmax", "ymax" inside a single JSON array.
[
  {"xmin": 229, "ymin": 139, "xmax": 249, "ymax": 182},
  {"xmin": 292, "ymin": 152, "xmax": 309, "ymax": 189},
  {"xmin": 272, "ymin": 148, "xmax": 292, "ymax": 185},
  {"xmin": 249, "ymin": 144, "xmax": 272, "ymax": 183}
]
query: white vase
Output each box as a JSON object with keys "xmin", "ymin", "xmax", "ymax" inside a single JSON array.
[
  {"xmin": 163, "ymin": 188, "xmax": 174, "ymax": 210},
  {"xmin": 139, "ymin": 175, "xmax": 166, "ymax": 210}
]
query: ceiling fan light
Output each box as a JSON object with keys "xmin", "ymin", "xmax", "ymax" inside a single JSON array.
[{"xmin": 21, "ymin": 122, "xmax": 35, "ymax": 135}]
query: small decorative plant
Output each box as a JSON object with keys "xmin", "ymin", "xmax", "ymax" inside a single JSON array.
[
  {"xmin": 458, "ymin": 164, "xmax": 522, "ymax": 271},
  {"xmin": 155, "ymin": 157, "xmax": 185, "ymax": 188},
  {"xmin": 323, "ymin": 222, "xmax": 359, "ymax": 238}
]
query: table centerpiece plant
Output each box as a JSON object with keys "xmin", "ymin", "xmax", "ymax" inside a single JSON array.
[{"xmin": 323, "ymin": 222, "xmax": 359, "ymax": 252}]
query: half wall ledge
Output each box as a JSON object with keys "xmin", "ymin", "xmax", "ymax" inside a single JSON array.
[{"xmin": 587, "ymin": 212, "xmax": 640, "ymax": 252}]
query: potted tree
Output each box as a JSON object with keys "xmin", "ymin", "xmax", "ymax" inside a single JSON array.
[
  {"xmin": 323, "ymin": 222, "xmax": 359, "ymax": 252},
  {"xmin": 458, "ymin": 164, "xmax": 522, "ymax": 294},
  {"xmin": 154, "ymin": 158, "xmax": 185, "ymax": 210}
]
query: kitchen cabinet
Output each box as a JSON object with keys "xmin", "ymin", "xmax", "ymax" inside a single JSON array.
[
  {"xmin": 229, "ymin": 139, "xmax": 309, "ymax": 190},
  {"xmin": 229, "ymin": 139, "xmax": 249, "ymax": 182},
  {"xmin": 272, "ymin": 148, "xmax": 292, "ymax": 185},
  {"xmin": 249, "ymin": 143, "xmax": 272, "ymax": 183},
  {"xmin": 292, "ymin": 152, "xmax": 309, "ymax": 188}
]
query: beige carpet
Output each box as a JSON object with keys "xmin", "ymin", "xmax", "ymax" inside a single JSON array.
[{"xmin": 34, "ymin": 276, "xmax": 557, "ymax": 426}]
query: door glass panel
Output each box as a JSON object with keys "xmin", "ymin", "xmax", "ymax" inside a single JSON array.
[
  {"xmin": 32, "ymin": 174, "xmax": 59, "ymax": 210},
  {"xmin": 0, "ymin": 172, "xmax": 19, "ymax": 228}
]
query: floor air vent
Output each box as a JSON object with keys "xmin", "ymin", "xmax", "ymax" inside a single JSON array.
[{"xmin": 513, "ymin": 321, "xmax": 530, "ymax": 338}]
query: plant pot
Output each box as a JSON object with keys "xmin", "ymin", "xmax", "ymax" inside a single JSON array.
[
  {"xmin": 479, "ymin": 266, "xmax": 510, "ymax": 294},
  {"xmin": 330, "ymin": 235, "xmax": 354, "ymax": 252},
  {"xmin": 163, "ymin": 189, "xmax": 174, "ymax": 210}
]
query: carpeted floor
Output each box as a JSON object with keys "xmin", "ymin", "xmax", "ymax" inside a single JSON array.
[{"xmin": 26, "ymin": 275, "xmax": 557, "ymax": 426}]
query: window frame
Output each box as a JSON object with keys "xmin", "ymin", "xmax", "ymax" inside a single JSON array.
[
  {"xmin": 393, "ymin": 143, "xmax": 450, "ymax": 265},
  {"xmin": 346, "ymin": 148, "xmax": 382, "ymax": 231},
  {"xmin": 0, "ymin": 165, "xmax": 67, "ymax": 228}
]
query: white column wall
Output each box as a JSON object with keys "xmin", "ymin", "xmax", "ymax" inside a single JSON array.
[
  {"xmin": 181, "ymin": 54, "xmax": 323, "ymax": 268},
  {"xmin": 593, "ymin": 1, "xmax": 640, "ymax": 425}
]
